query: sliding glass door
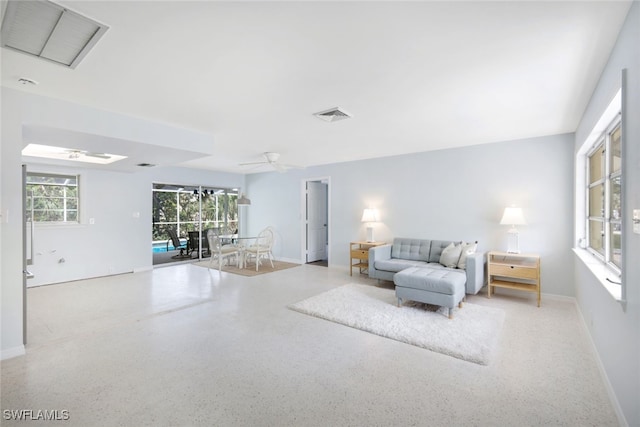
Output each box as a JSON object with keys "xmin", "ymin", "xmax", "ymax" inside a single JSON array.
[{"xmin": 152, "ymin": 184, "xmax": 239, "ymax": 265}]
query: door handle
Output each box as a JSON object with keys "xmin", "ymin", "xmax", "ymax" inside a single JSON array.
[{"xmin": 23, "ymin": 270, "xmax": 34, "ymax": 279}]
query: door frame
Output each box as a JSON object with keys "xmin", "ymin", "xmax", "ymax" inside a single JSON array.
[
  {"xmin": 301, "ymin": 177, "xmax": 330, "ymax": 265},
  {"xmin": 22, "ymin": 165, "xmax": 28, "ymax": 345},
  {"xmin": 22, "ymin": 165, "xmax": 35, "ymax": 344}
]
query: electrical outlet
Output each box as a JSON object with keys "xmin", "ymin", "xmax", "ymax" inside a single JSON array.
[{"xmin": 633, "ymin": 209, "xmax": 640, "ymax": 234}]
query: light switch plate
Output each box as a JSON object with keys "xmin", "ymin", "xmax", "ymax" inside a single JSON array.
[{"xmin": 633, "ymin": 209, "xmax": 640, "ymax": 234}]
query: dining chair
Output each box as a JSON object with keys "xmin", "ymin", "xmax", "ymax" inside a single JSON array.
[
  {"xmin": 244, "ymin": 227, "xmax": 275, "ymax": 271},
  {"xmin": 207, "ymin": 229, "xmax": 240, "ymax": 271}
]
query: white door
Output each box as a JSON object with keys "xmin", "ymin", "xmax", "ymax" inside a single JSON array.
[{"xmin": 306, "ymin": 181, "xmax": 327, "ymax": 263}]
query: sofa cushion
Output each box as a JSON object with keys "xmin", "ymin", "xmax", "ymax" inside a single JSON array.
[
  {"xmin": 457, "ymin": 241, "xmax": 478, "ymax": 269},
  {"xmin": 394, "ymin": 267, "xmax": 466, "ymax": 295},
  {"xmin": 375, "ymin": 258, "xmax": 429, "ymax": 273},
  {"xmin": 439, "ymin": 242, "xmax": 462, "ymax": 268},
  {"xmin": 391, "ymin": 238, "xmax": 431, "ymax": 262},
  {"xmin": 428, "ymin": 240, "xmax": 454, "ymax": 263}
]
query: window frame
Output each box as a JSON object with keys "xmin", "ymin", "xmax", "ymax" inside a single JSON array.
[
  {"xmin": 26, "ymin": 172, "xmax": 80, "ymax": 225},
  {"xmin": 585, "ymin": 114, "xmax": 622, "ymax": 276}
]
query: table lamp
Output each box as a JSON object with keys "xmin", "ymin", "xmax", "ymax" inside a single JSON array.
[
  {"xmin": 500, "ymin": 206, "xmax": 526, "ymax": 253},
  {"xmin": 361, "ymin": 208, "xmax": 379, "ymax": 242}
]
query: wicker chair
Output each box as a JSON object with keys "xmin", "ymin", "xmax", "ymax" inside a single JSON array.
[
  {"xmin": 244, "ymin": 227, "xmax": 275, "ymax": 271},
  {"xmin": 207, "ymin": 229, "xmax": 240, "ymax": 271}
]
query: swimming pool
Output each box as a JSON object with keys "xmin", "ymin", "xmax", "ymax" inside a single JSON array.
[{"xmin": 152, "ymin": 239, "xmax": 186, "ymax": 253}]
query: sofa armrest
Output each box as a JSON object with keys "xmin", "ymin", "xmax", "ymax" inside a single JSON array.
[
  {"xmin": 368, "ymin": 244, "xmax": 392, "ymax": 279},
  {"xmin": 465, "ymin": 252, "xmax": 486, "ymax": 294}
]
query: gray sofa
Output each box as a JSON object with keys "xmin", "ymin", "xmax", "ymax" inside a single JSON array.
[{"xmin": 369, "ymin": 238, "xmax": 485, "ymax": 304}]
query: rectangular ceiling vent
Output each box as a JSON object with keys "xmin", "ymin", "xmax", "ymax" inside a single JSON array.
[
  {"xmin": 1, "ymin": 0, "xmax": 109, "ymax": 69},
  {"xmin": 314, "ymin": 107, "xmax": 352, "ymax": 122}
]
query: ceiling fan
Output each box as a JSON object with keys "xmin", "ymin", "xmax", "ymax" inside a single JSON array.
[
  {"xmin": 239, "ymin": 152, "xmax": 302, "ymax": 173},
  {"xmin": 65, "ymin": 149, "xmax": 111, "ymax": 160}
]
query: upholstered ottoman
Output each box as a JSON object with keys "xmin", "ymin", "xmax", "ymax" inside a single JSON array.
[{"xmin": 394, "ymin": 267, "xmax": 466, "ymax": 319}]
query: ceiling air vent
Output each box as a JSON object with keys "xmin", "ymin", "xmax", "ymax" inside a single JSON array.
[
  {"xmin": 1, "ymin": 0, "xmax": 109, "ymax": 69},
  {"xmin": 314, "ymin": 107, "xmax": 352, "ymax": 122}
]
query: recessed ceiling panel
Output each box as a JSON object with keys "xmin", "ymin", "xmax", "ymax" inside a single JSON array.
[{"xmin": 1, "ymin": 0, "xmax": 108, "ymax": 68}]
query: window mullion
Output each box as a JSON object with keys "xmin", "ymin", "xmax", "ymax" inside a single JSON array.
[{"xmin": 604, "ymin": 133, "xmax": 611, "ymax": 264}]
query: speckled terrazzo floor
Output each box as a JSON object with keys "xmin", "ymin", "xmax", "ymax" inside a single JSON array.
[{"xmin": 1, "ymin": 263, "xmax": 620, "ymax": 426}]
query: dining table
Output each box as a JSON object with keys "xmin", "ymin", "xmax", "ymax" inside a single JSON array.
[{"xmin": 220, "ymin": 234, "xmax": 257, "ymax": 269}]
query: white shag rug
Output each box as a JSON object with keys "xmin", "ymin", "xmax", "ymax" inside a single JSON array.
[{"xmin": 288, "ymin": 283, "xmax": 505, "ymax": 365}]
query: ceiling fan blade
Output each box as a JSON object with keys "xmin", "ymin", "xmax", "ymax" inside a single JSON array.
[
  {"xmin": 239, "ymin": 161, "xmax": 268, "ymax": 166},
  {"xmin": 273, "ymin": 163, "xmax": 287, "ymax": 173}
]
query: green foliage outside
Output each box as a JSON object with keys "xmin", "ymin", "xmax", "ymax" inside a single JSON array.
[
  {"xmin": 152, "ymin": 189, "xmax": 238, "ymax": 242},
  {"xmin": 26, "ymin": 174, "xmax": 78, "ymax": 223}
]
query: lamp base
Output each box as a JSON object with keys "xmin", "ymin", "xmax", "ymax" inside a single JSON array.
[
  {"xmin": 366, "ymin": 226, "xmax": 375, "ymax": 243},
  {"xmin": 506, "ymin": 230, "xmax": 520, "ymax": 254}
]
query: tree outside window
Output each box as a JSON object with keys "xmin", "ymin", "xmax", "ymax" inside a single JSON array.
[
  {"xmin": 26, "ymin": 173, "xmax": 79, "ymax": 223},
  {"xmin": 152, "ymin": 185, "xmax": 239, "ymax": 243}
]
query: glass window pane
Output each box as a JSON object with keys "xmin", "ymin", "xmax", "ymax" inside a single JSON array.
[
  {"xmin": 610, "ymin": 125, "xmax": 621, "ymax": 174},
  {"xmin": 26, "ymin": 174, "xmax": 76, "ymax": 186},
  {"xmin": 153, "ymin": 192, "xmax": 177, "ymax": 222},
  {"xmin": 610, "ymin": 176, "xmax": 621, "ymax": 220},
  {"xmin": 589, "ymin": 184, "xmax": 604, "ymax": 218},
  {"xmin": 67, "ymin": 199, "xmax": 78, "ymax": 210},
  {"xmin": 202, "ymin": 197, "xmax": 216, "ymax": 222},
  {"xmin": 589, "ymin": 220, "xmax": 604, "ymax": 255},
  {"xmin": 588, "ymin": 144, "xmax": 605, "ymax": 183},
  {"xmin": 49, "ymin": 198, "xmax": 64, "ymax": 210},
  {"xmin": 610, "ymin": 222, "xmax": 622, "ymax": 268},
  {"xmin": 178, "ymin": 193, "xmax": 199, "ymax": 223}
]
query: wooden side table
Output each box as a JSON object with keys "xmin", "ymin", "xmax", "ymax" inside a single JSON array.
[
  {"xmin": 350, "ymin": 241, "xmax": 385, "ymax": 276},
  {"xmin": 487, "ymin": 251, "xmax": 541, "ymax": 306}
]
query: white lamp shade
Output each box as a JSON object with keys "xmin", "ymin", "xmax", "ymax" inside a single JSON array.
[
  {"xmin": 361, "ymin": 208, "xmax": 379, "ymax": 223},
  {"xmin": 500, "ymin": 207, "xmax": 526, "ymax": 226}
]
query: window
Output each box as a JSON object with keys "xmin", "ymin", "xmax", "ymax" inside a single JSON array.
[
  {"xmin": 26, "ymin": 173, "xmax": 79, "ymax": 223},
  {"xmin": 586, "ymin": 115, "xmax": 622, "ymax": 273}
]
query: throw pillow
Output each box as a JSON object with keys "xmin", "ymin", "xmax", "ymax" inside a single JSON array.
[
  {"xmin": 457, "ymin": 241, "xmax": 478, "ymax": 269},
  {"xmin": 439, "ymin": 242, "xmax": 462, "ymax": 268}
]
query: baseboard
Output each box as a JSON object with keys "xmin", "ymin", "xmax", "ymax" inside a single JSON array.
[
  {"xmin": 574, "ymin": 300, "xmax": 628, "ymax": 427},
  {"xmin": 275, "ymin": 256, "xmax": 304, "ymax": 264},
  {"xmin": 540, "ymin": 292, "xmax": 576, "ymax": 302},
  {"xmin": 133, "ymin": 266, "xmax": 152, "ymax": 273},
  {"xmin": 1, "ymin": 345, "xmax": 25, "ymax": 360}
]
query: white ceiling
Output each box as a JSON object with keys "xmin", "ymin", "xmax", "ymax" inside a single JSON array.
[{"xmin": 1, "ymin": 0, "xmax": 632, "ymax": 174}]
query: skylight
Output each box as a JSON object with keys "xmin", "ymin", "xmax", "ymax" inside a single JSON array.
[{"xmin": 22, "ymin": 144, "xmax": 127, "ymax": 165}]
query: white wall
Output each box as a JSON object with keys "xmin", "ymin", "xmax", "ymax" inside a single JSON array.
[
  {"xmin": 24, "ymin": 163, "xmax": 244, "ymax": 287},
  {"xmin": 1, "ymin": 90, "xmax": 25, "ymax": 359},
  {"xmin": 0, "ymin": 89, "xmax": 244, "ymax": 357},
  {"xmin": 573, "ymin": 3, "xmax": 639, "ymax": 426},
  {"xmin": 246, "ymin": 133, "xmax": 575, "ymax": 296}
]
